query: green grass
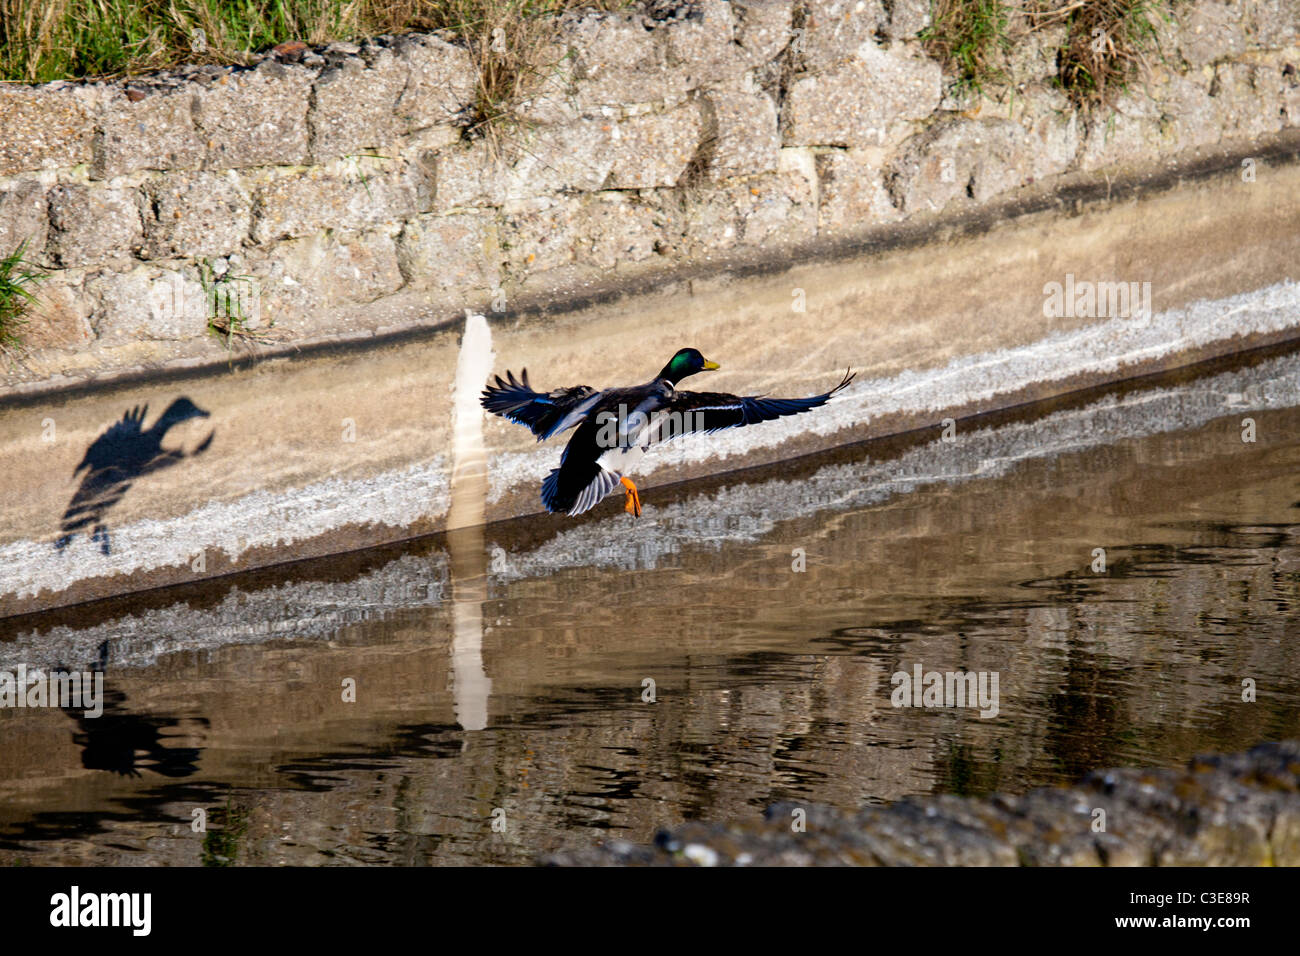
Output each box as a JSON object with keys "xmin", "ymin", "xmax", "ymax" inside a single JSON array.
[
  {"xmin": 922, "ymin": 0, "xmax": 1175, "ymax": 106},
  {"xmin": 0, "ymin": 0, "xmax": 614, "ymax": 84},
  {"xmin": 0, "ymin": 240, "xmax": 47, "ymax": 359},
  {"xmin": 198, "ymin": 258, "xmax": 271, "ymax": 351},
  {"xmin": 921, "ymin": 0, "xmax": 1012, "ymax": 98}
]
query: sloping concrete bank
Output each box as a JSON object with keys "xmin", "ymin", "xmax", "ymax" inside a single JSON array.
[
  {"xmin": 1, "ymin": 1, "xmax": 1299, "ymax": 617},
  {"xmin": 2, "ymin": 149, "xmax": 1300, "ymax": 619},
  {"xmin": 543, "ymin": 740, "xmax": 1300, "ymax": 865}
]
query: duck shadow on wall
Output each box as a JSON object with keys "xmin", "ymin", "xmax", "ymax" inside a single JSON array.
[{"xmin": 54, "ymin": 397, "xmax": 215, "ymax": 556}]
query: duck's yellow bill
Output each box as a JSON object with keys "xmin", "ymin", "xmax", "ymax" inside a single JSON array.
[{"xmin": 702, "ymin": 360, "xmax": 720, "ymax": 370}]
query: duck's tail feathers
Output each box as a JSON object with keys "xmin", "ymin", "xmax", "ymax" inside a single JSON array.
[{"xmin": 541, "ymin": 464, "xmax": 622, "ymax": 516}]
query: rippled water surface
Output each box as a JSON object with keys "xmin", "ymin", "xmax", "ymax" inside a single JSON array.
[{"xmin": 3, "ymin": 346, "xmax": 1300, "ymax": 865}]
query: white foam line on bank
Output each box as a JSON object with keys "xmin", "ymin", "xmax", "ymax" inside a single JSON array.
[
  {"xmin": 0, "ymin": 458, "xmax": 450, "ymax": 604},
  {"xmin": 487, "ymin": 280, "xmax": 1300, "ymax": 504}
]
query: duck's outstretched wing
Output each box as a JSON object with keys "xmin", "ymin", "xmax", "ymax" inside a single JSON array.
[
  {"xmin": 480, "ymin": 369, "xmax": 601, "ymax": 441},
  {"xmin": 74, "ymin": 405, "xmax": 148, "ymax": 475},
  {"xmin": 659, "ymin": 369, "xmax": 855, "ymax": 441}
]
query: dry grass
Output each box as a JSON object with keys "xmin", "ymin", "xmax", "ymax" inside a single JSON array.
[{"xmin": 923, "ymin": 0, "xmax": 1174, "ymax": 106}]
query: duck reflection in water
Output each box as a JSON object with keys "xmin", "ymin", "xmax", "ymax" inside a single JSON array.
[{"xmin": 54, "ymin": 397, "xmax": 214, "ymax": 555}]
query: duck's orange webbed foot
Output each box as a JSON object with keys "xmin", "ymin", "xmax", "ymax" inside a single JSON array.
[{"xmin": 620, "ymin": 476, "xmax": 642, "ymax": 517}]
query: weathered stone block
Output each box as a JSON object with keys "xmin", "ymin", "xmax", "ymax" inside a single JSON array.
[
  {"xmin": 662, "ymin": 0, "xmax": 749, "ymax": 87},
  {"xmin": 507, "ymin": 119, "xmax": 618, "ymax": 198},
  {"xmin": 1175, "ymin": 0, "xmax": 1252, "ymax": 67},
  {"xmin": 569, "ymin": 11, "xmax": 684, "ymax": 107},
  {"xmin": 782, "ymin": 42, "xmax": 942, "ymax": 148},
  {"xmin": 396, "ymin": 213, "xmax": 491, "ymax": 289},
  {"xmin": 88, "ymin": 267, "xmax": 208, "ymax": 343},
  {"xmin": 94, "ymin": 85, "xmax": 204, "ymax": 179},
  {"xmin": 433, "ymin": 143, "xmax": 509, "ymax": 209},
  {"xmin": 732, "ymin": 0, "xmax": 795, "ymax": 65},
  {"xmin": 816, "ymin": 149, "xmax": 903, "ymax": 234},
  {"xmin": 576, "ymin": 194, "xmax": 663, "ymax": 268},
  {"xmin": 194, "ymin": 61, "xmax": 315, "ymax": 168},
  {"xmin": 884, "ymin": 0, "xmax": 932, "ymax": 39},
  {"xmin": 606, "ymin": 103, "xmax": 704, "ymax": 188},
  {"xmin": 47, "ymin": 185, "xmax": 143, "ymax": 267},
  {"xmin": 0, "ymin": 180, "xmax": 49, "ymax": 264},
  {"xmin": 250, "ymin": 167, "xmax": 417, "ymax": 243},
  {"xmin": 704, "ymin": 90, "xmax": 781, "ymax": 179},
  {"xmin": 395, "ymin": 35, "xmax": 477, "ymax": 131},
  {"xmin": 796, "ymin": 0, "xmax": 887, "ymax": 71},
  {"xmin": 0, "ymin": 83, "xmax": 99, "ymax": 175},
  {"xmin": 310, "ymin": 50, "xmax": 407, "ymax": 161},
  {"xmin": 499, "ymin": 198, "xmax": 581, "ymax": 275},
  {"xmin": 142, "ymin": 172, "xmax": 251, "ymax": 259},
  {"xmin": 888, "ymin": 119, "xmax": 1026, "ymax": 213},
  {"xmin": 21, "ymin": 269, "xmax": 93, "ymax": 350},
  {"xmin": 1078, "ymin": 92, "xmax": 1164, "ymax": 171},
  {"xmin": 245, "ymin": 230, "xmax": 405, "ymax": 332},
  {"xmin": 1210, "ymin": 62, "xmax": 1287, "ymax": 140},
  {"xmin": 731, "ymin": 169, "xmax": 817, "ymax": 244}
]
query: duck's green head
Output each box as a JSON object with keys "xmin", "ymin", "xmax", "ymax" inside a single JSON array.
[{"xmin": 658, "ymin": 348, "xmax": 719, "ymax": 385}]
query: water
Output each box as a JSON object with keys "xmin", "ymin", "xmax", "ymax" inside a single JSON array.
[{"xmin": 2, "ymin": 345, "xmax": 1299, "ymax": 865}]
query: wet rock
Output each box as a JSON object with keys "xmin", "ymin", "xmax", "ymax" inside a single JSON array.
[
  {"xmin": 782, "ymin": 41, "xmax": 942, "ymax": 148},
  {"xmin": 47, "ymin": 185, "xmax": 143, "ymax": 268},
  {"xmin": 543, "ymin": 741, "xmax": 1300, "ymax": 866},
  {"xmin": 0, "ymin": 83, "xmax": 100, "ymax": 175},
  {"xmin": 142, "ymin": 172, "xmax": 251, "ymax": 259},
  {"xmin": 94, "ymin": 84, "xmax": 205, "ymax": 179},
  {"xmin": 0, "ymin": 180, "xmax": 49, "ymax": 265},
  {"xmin": 193, "ymin": 61, "xmax": 315, "ymax": 168}
]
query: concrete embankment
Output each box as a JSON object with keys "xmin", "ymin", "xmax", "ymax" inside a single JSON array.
[
  {"xmin": 1, "ymin": 2, "xmax": 1299, "ymax": 616},
  {"xmin": 543, "ymin": 740, "xmax": 1300, "ymax": 865},
  {"xmin": 2, "ymin": 148, "xmax": 1299, "ymax": 618}
]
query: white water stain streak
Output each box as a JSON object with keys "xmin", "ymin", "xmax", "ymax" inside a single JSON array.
[{"xmin": 447, "ymin": 311, "xmax": 494, "ymax": 731}]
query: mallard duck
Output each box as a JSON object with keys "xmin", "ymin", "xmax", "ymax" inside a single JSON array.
[{"xmin": 481, "ymin": 348, "xmax": 854, "ymax": 517}]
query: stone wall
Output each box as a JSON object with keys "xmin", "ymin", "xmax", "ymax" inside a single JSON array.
[{"xmin": 1, "ymin": 0, "xmax": 1298, "ymax": 392}]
